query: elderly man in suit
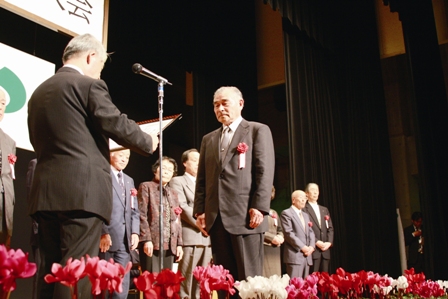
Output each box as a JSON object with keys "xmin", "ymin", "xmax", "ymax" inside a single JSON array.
[
  {"xmin": 170, "ymin": 148, "xmax": 212, "ymax": 299},
  {"xmin": 193, "ymin": 86, "xmax": 275, "ymax": 296},
  {"xmin": 303, "ymin": 183, "xmax": 334, "ymax": 273},
  {"xmin": 27, "ymin": 34, "xmax": 158, "ymax": 299},
  {"xmin": 281, "ymin": 190, "xmax": 315, "ymax": 278},
  {"xmin": 99, "ymin": 149, "xmax": 139, "ymax": 299},
  {"xmin": 0, "ymin": 87, "xmax": 16, "ymax": 250}
]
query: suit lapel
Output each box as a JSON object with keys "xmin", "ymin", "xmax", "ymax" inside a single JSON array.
[
  {"xmin": 212, "ymin": 129, "xmax": 221, "ymax": 166},
  {"xmin": 222, "ymin": 119, "xmax": 249, "ymax": 167},
  {"xmin": 184, "ymin": 174, "xmax": 195, "ymax": 195}
]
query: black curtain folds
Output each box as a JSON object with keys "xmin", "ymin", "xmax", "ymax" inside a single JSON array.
[{"xmin": 266, "ymin": 0, "xmax": 401, "ymax": 275}]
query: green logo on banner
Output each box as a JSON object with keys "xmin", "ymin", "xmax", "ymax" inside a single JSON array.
[{"xmin": 0, "ymin": 67, "xmax": 27, "ymax": 113}]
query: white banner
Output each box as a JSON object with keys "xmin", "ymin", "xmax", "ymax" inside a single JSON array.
[
  {"xmin": 0, "ymin": 0, "xmax": 107, "ymax": 43},
  {"xmin": 0, "ymin": 42, "xmax": 55, "ymax": 152}
]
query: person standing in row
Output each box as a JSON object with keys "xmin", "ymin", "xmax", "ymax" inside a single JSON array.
[
  {"xmin": 0, "ymin": 87, "xmax": 16, "ymax": 251},
  {"xmin": 170, "ymin": 149, "xmax": 212, "ymax": 299},
  {"xmin": 194, "ymin": 86, "xmax": 275, "ymax": 298},
  {"xmin": 263, "ymin": 186, "xmax": 284, "ymax": 277},
  {"xmin": 303, "ymin": 183, "xmax": 333, "ymax": 273},
  {"xmin": 138, "ymin": 157, "xmax": 183, "ymax": 272},
  {"xmin": 99, "ymin": 149, "xmax": 139, "ymax": 299},
  {"xmin": 281, "ymin": 190, "xmax": 315, "ymax": 278},
  {"xmin": 27, "ymin": 33, "xmax": 158, "ymax": 299}
]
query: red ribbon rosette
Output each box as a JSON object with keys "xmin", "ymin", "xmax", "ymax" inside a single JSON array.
[
  {"xmin": 8, "ymin": 154, "xmax": 17, "ymax": 165},
  {"xmin": 130, "ymin": 188, "xmax": 138, "ymax": 209},
  {"xmin": 236, "ymin": 142, "xmax": 249, "ymax": 169},
  {"xmin": 174, "ymin": 206, "xmax": 183, "ymax": 215},
  {"xmin": 308, "ymin": 221, "xmax": 313, "ymax": 227}
]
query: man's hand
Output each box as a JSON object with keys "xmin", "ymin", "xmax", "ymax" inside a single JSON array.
[
  {"xmin": 195, "ymin": 213, "xmax": 209, "ymax": 236},
  {"xmin": 272, "ymin": 235, "xmax": 284, "ymax": 246},
  {"xmin": 143, "ymin": 241, "xmax": 154, "ymax": 257},
  {"xmin": 176, "ymin": 246, "xmax": 184, "ymax": 262},
  {"xmin": 321, "ymin": 242, "xmax": 332, "ymax": 251},
  {"xmin": 149, "ymin": 132, "xmax": 159, "ymax": 152},
  {"xmin": 249, "ymin": 208, "xmax": 264, "ymax": 228},
  {"xmin": 301, "ymin": 246, "xmax": 315, "ymax": 256},
  {"xmin": 99, "ymin": 234, "xmax": 112, "ymax": 253},
  {"xmin": 131, "ymin": 234, "xmax": 139, "ymax": 250}
]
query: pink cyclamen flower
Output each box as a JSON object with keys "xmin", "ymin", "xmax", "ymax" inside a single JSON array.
[
  {"xmin": 193, "ymin": 264, "xmax": 236, "ymax": 299},
  {"xmin": 0, "ymin": 245, "xmax": 37, "ymax": 292},
  {"xmin": 44, "ymin": 257, "xmax": 86, "ymax": 288},
  {"xmin": 84, "ymin": 255, "xmax": 132, "ymax": 295}
]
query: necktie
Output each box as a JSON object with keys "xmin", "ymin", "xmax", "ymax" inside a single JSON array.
[
  {"xmin": 220, "ymin": 126, "xmax": 231, "ymax": 163},
  {"xmin": 117, "ymin": 172, "xmax": 125, "ymax": 200},
  {"xmin": 299, "ymin": 211, "xmax": 305, "ymax": 229}
]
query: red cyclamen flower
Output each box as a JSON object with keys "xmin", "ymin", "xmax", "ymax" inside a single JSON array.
[
  {"xmin": 84, "ymin": 255, "xmax": 132, "ymax": 295},
  {"xmin": 193, "ymin": 264, "xmax": 236, "ymax": 299},
  {"xmin": 44, "ymin": 257, "xmax": 86, "ymax": 288}
]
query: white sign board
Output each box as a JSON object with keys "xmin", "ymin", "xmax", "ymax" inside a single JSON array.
[
  {"xmin": 0, "ymin": 42, "xmax": 55, "ymax": 152},
  {"xmin": 0, "ymin": 0, "xmax": 108, "ymax": 44}
]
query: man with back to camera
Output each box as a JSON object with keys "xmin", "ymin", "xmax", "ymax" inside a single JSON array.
[
  {"xmin": 27, "ymin": 33, "xmax": 159, "ymax": 299},
  {"xmin": 193, "ymin": 86, "xmax": 275, "ymax": 298},
  {"xmin": 170, "ymin": 148, "xmax": 212, "ymax": 299},
  {"xmin": 99, "ymin": 149, "xmax": 139, "ymax": 299},
  {"xmin": 303, "ymin": 182, "xmax": 334, "ymax": 273}
]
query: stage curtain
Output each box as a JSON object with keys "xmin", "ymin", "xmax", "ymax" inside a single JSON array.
[{"xmin": 264, "ymin": 0, "xmax": 401, "ymax": 276}]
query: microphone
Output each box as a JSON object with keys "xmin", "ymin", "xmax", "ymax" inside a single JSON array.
[{"xmin": 132, "ymin": 63, "xmax": 172, "ymax": 85}]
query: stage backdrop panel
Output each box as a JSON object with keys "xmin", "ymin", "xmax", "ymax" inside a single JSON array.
[
  {"xmin": 0, "ymin": 42, "xmax": 55, "ymax": 152},
  {"xmin": 0, "ymin": 0, "xmax": 109, "ymax": 45}
]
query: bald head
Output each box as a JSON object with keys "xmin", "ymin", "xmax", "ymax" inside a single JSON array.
[{"xmin": 292, "ymin": 190, "xmax": 306, "ymax": 210}]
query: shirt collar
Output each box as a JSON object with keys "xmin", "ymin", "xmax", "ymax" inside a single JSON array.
[
  {"xmin": 224, "ymin": 116, "xmax": 243, "ymax": 132},
  {"xmin": 63, "ymin": 64, "xmax": 84, "ymax": 75}
]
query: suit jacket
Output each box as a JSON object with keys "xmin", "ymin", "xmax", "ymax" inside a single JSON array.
[
  {"xmin": 193, "ymin": 119, "xmax": 275, "ymax": 235},
  {"xmin": 170, "ymin": 174, "xmax": 210, "ymax": 246},
  {"xmin": 27, "ymin": 67, "xmax": 153, "ymax": 223},
  {"xmin": 404, "ymin": 224, "xmax": 423, "ymax": 264},
  {"xmin": 102, "ymin": 170, "xmax": 139, "ymax": 252},
  {"xmin": 264, "ymin": 209, "xmax": 283, "ymax": 246},
  {"xmin": 0, "ymin": 129, "xmax": 16, "ymax": 236},
  {"xmin": 138, "ymin": 180, "xmax": 183, "ymax": 255},
  {"xmin": 281, "ymin": 207, "xmax": 315, "ymax": 265},
  {"xmin": 303, "ymin": 202, "xmax": 334, "ymax": 259}
]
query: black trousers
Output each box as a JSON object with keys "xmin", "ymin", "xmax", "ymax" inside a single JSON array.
[
  {"xmin": 209, "ymin": 213, "xmax": 264, "ymax": 299},
  {"xmin": 35, "ymin": 210, "xmax": 102, "ymax": 299}
]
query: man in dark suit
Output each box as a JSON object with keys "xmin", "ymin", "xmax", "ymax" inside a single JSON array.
[
  {"xmin": 27, "ymin": 34, "xmax": 158, "ymax": 299},
  {"xmin": 303, "ymin": 182, "xmax": 334, "ymax": 273},
  {"xmin": 170, "ymin": 148, "xmax": 212, "ymax": 299},
  {"xmin": 193, "ymin": 86, "xmax": 275, "ymax": 294},
  {"xmin": 404, "ymin": 211, "xmax": 424, "ymax": 273},
  {"xmin": 99, "ymin": 149, "xmax": 139, "ymax": 299},
  {"xmin": 0, "ymin": 87, "xmax": 16, "ymax": 299},
  {"xmin": 281, "ymin": 190, "xmax": 315, "ymax": 278}
]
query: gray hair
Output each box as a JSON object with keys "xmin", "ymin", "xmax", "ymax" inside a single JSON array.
[
  {"xmin": 213, "ymin": 86, "xmax": 243, "ymax": 101},
  {"xmin": 62, "ymin": 33, "xmax": 107, "ymax": 63}
]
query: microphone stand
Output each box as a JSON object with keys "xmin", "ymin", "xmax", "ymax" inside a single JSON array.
[{"xmin": 158, "ymin": 81, "xmax": 165, "ymax": 271}]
